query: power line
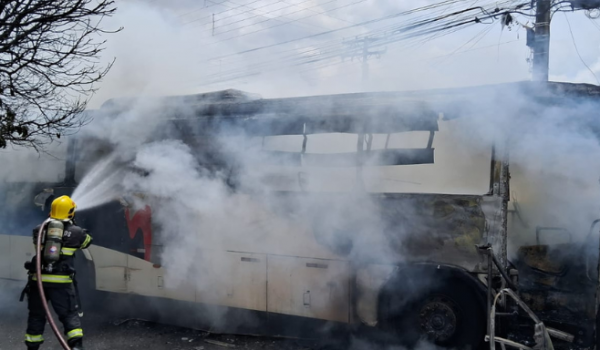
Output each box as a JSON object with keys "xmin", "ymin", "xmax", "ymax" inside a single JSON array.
[
  {"xmin": 181, "ymin": 0, "xmax": 528, "ymax": 87},
  {"xmin": 207, "ymin": 0, "xmax": 517, "ymax": 61},
  {"xmin": 196, "ymin": 0, "xmax": 515, "ymax": 64},
  {"xmin": 563, "ymin": 12, "xmax": 599, "ymax": 85},
  {"xmin": 435, "ymin": 22, "xmax": 494, "ymax": 64},
  {"xmin": 213, "ymin": 0, "xmax": 286, "ymax": 25},
  {"xmin": 211, "ymin": 0, "xmax": 332, "ymax": 32},
  {"xmin": 191, "ymin": 0, "xmax": 357, "ymax": 27},
  {"xmin": 181, "ymin": 0, "xmax": 270, "ymax": 25},
  {"xmin": 176, "ymin": 0, "xmax": 231, "ymax": 19},
  {"xmin": 227, "ymin": 0, "xmax": 351, "ymax": 27},
  {"xmin": 194, "ymin": 19, "xmax": 498, "ymax": 85},
  {"xmin": 188, "ymin": 38, "xmax": 521, "ymax": 89},
  {"xmin": 197, "ymin": 0, "xmax": 366, "ymax": 44},
  {"xmin": 198, "ymin": 0, "xmax": 335, "ymax": 36},
  {"xmin": 198, "ymin": 5, "xmax": 488, "ymax": 78},
  {"xmin": 295, "ymin": 39, "xmax": 520, "ymax": 84},
  {"xmin": 280, "ymin": 0, "xmax": 355, "ymax": 24}
]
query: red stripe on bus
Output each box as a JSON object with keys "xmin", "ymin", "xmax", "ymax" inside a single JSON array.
[{"xmin": 124, "ymin": 206, "xmax": 153, "ymax": 262}]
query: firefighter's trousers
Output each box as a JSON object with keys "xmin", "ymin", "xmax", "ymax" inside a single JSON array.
[{"xmin": 25, "ymin": 284, "xmax": 83, "ymax": 348}]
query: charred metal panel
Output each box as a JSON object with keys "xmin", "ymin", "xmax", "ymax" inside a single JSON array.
[
  {"xmin": 240, "ymin": 118, "xmax": 306, "ymax": 136},
  {"xmin": 164, "ymin": 108, "xmax": 439, "ymax": 137},
  {"xmin": 304, "ymin": 148, "xmax": 434, "ymax": 167},
  {"xmin": 98, "ymin": 82, "xmax": 600, "ymax": 139},
  {"xmin": 514, "ymin": 243, "xmax": 598, "ymax": 347},
  {"xmin": 255, "ymin": 149, "xmax": 435, "ymax": 167},
  {"xmin": 377, "ymin": 194, "xmax": 497, "ymax": 269},
  {"xmin": 267, "ymin": 193, "xmax": 503, "ymax": 270}
]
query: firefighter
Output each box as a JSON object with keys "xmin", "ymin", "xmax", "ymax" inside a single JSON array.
[{"xmin": 22, "ymin": 195, "xmax": 93, "ymax": 350}]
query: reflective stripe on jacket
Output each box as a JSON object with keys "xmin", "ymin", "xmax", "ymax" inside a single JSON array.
[{"xmin": 30, "ymin": 274, "xmax": 73, "ymax": 283}]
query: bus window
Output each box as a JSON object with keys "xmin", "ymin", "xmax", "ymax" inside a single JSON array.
[{"xmin": 225, "ymin": 117, "xmax": 492, "ymax": 195}]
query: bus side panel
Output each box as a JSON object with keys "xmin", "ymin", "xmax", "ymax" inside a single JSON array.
[
  {"xmin": 164, "ymin": 277, "xmax": 196, "ymax": 303},
  {"xmin": 267, "ymin": 256, "xmax": 350, "ymax": 323},
  {"xmin": 9, "ymin": 236, "xmax": 33, "ymax": 281},
  {"xmin": 0, "ymin": 235, "xmax": 33, "ymax": 282},
  {"xmin": 196, "ymin": 251, "xmax": 267, "ymax": 312},
  {"xmin": 0, "ymin": 235, "xmax": 10, "ymax": 279},
  {"xmin": 88, "ymin": 246, "xmax": 128, "ymax": 293},
  {"xmin": 128, "ymin": 254, "xmax": 165, "ymax": 298}
]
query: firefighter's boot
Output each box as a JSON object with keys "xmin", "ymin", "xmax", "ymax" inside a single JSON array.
[
  {"xmin": 26, "ymin": 345, "xmax": 40, "ymax": 350},
  {"xmin": 69, "ymin": 338, "xmax": 84, "ymax": 350}
]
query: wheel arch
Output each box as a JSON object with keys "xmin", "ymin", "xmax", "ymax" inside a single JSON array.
[
  {"xmin": 379, "ymin": 262, "xmax": 487, "ymax": 313},
  {"xmin": 376, "ymin": 261, "xmax": 488, "ymax": 348}
]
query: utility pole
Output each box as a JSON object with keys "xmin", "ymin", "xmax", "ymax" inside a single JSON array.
[
  {"xmin": 342, "ymin": 36, "xmax": 387, "ymax": 91},
  {"xmin": 531, "ymin": 0, "xmax": 551, "ymax": 81}
]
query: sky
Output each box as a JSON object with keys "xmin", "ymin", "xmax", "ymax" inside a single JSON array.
[{"xmin": 86, "ymin": 0, "xmax": 600, "ymax": 108}]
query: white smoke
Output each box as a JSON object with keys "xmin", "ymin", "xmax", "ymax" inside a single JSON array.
[{"xmin": 451, "ymin": 87, "xmax": 600, "ymax": 252}]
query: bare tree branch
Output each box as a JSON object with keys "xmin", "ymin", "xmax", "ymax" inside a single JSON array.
[{"xmin": 0, "ymin": 0, "xmax": 122, "ymax": 149}]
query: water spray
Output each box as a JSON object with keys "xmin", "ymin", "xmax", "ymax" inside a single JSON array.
[
  {"xmin": 35, "ymin": 218, "xmax": 71, "ymax": 350},
  {"xmin": 71, "ymin": 154, "xmax": 128, "ymax": 211}
]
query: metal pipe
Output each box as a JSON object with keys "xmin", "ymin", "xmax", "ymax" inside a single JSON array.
[
  {"xmin": 546, "ymin": 327, "xmax": 574, "ymax": 343},
  {"xmin": 490, "ymin": 249, "xmax": 518, "ymax": 291},
  {"xmin": 488, "ymin": 288, "xmax": 572, "ymax": 350},
  {"xmin": 36, "ymin": 219, "xmax": 72, "ymax": 350},
  {"xmin": 499, "ymin": 289, "xmax": 542, "ymax": 324},
  {"xmin": 485, "ymin": 335, "xmax": 534, "ymax": 350}
]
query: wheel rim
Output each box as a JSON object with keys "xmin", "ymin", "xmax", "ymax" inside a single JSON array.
[{"xmin": 418, "ymin": 296, "xmax": 460, "ymax": 343}]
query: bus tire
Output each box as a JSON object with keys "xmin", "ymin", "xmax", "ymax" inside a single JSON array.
[{"xmin": 378, "ymin": 266, "xmax": 486, "ymax": 350}]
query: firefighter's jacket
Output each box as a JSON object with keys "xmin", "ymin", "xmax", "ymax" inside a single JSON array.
[{"xmin": 27, "ymin": 221, "xmax": 93, "ymax": 286}]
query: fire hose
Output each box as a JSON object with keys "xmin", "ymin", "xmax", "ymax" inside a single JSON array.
[{"xmin": 35, "ymin": 218, "xmax": 72, "ymax": 350}]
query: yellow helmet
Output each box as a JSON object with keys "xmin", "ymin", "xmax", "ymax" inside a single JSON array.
[{"xmin": 50, "ymin": 196, "xmax": 77, "ymax": 220}]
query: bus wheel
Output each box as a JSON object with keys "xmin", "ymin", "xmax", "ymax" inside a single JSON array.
[
  {"xmin": 419, "ymin": 294, "xmax": 460, "ymax": 344},
  {"xmin": 380, "ymin": 278, "xmax": 486, "ymax": 350}
]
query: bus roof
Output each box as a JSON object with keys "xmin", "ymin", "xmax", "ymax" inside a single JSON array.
[
  {"xmin": 96, "ymin": 81, "xmax": 600, "ymax": 136},
  {"xmin": 83, "ymin": 81, "xmax": 600, "ymax": 168}
]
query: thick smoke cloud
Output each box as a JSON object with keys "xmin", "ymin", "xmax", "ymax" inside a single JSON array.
[{"xmin": 448, "ymin": 86, "xmax": 600, "ymax": 252}]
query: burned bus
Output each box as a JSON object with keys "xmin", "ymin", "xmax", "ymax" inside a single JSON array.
[{"xmin": 1, "ymin": 81, "xmax": 599, "ymax": 350}]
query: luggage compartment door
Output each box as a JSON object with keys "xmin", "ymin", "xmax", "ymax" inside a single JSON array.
[{"xmin": 267, "ymin": 256, "xmax": 350, "ymax": 323}]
